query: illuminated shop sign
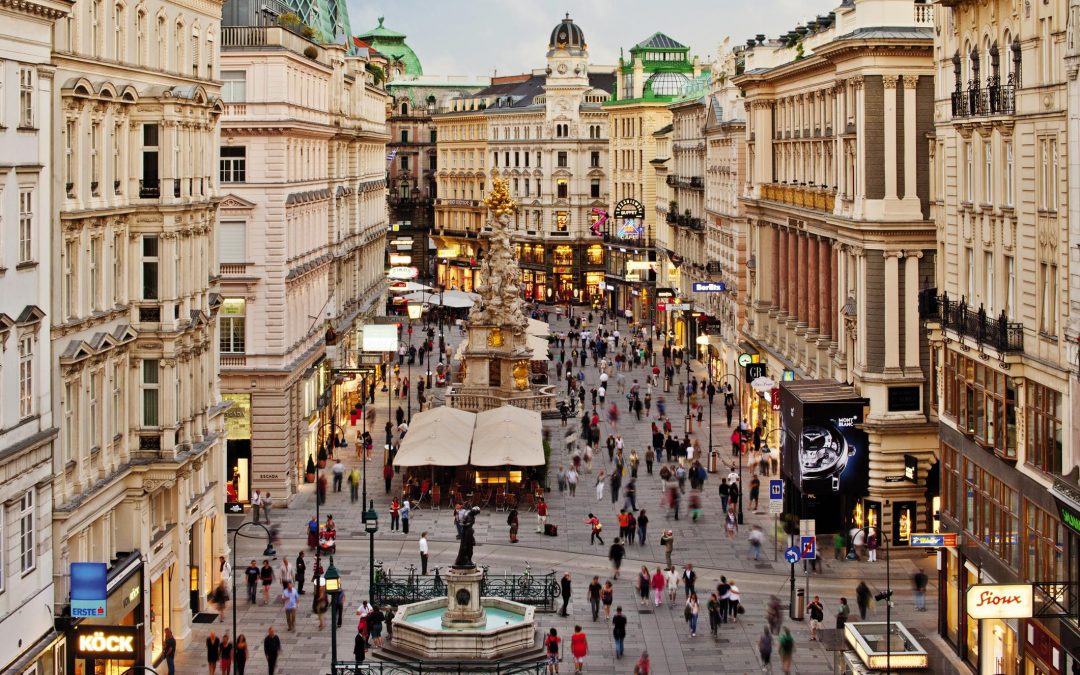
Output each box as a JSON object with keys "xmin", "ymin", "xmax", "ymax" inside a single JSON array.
[
  {"xmin": 966, "ymin": 584, "xmax": 1034, "ymax": 619},
  {"xmin": 73, "ymin": 626, "xmax": 139, "ymax": 659}
]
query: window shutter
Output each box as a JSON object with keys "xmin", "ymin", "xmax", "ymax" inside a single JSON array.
[{"xmin": 219, "ymin": 220, "xmax": 246, "ymax": 263}]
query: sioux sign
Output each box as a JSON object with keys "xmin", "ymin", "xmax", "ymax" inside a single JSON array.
[
  {"xmin": 73, "ymin": 625, "xmax": 139, "ymax": 659},
  {"xmin": 965, "ymin": 584, "xmax": 1034, "ymax": 619}
]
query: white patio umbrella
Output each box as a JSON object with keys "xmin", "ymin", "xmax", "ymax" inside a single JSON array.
[
  {"xmin": 388, "ymin": 281, "xmax": 434, "ymax": 293},
  {"xmin": 401, "ymin": 290, "xmax": 478, "ymax": 308}
]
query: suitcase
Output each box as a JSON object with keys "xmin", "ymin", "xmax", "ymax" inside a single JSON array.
[{"xmin": 544, "ymin": 523, "xmax": 558, "ymax": 536}]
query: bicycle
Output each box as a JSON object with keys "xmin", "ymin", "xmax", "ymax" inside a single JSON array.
[{"xmin": 517, "ymin": 562, "xmax": 534, "ymax": 594}]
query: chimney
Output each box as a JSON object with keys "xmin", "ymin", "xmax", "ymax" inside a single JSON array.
[
  {"xmin": 633, "ymin": 54, "xmax": 644, "ymax": 99},
  {"xmin": 692, "ymin": 55, "xmax": 701, "ymax": 78}
]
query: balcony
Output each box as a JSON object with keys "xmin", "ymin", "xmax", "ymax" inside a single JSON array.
[
  {"xmin": 139, "ymin": 179, "xmax": 160, "ymax": 199},
  {"xmin": 219, "ymin": 262, "xmax": 251, "ymax": 276},
  {"xmin": 914, "ymin": 2, "xmax": 933, "ymax": 24},
  {"xmin": 951, "ymin": 77, "xmax": 1016, "ymax": 119},
  {"xmin": 220, "ymin": 354, "xmax": 247, "ymax": 367},
  {"xmin": 666, "ymin": 175, "xmax": 705, "ymax": 191},
  {"xmin": 921, "ymin": 290, "xmax": 1024, "ymax": 354},
  {"xmin": 760, "ymin": 183, "xmax": 836, "ymax": 213}
]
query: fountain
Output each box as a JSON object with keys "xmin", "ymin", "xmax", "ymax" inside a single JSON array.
[{"xmin": 383, "ymin": 507, "xmax": 539, "ymax": 661}]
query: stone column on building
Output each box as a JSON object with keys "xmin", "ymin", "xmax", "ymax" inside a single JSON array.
[
  {"xmin": 852, "ymin": 77, "xmax": 865, "ymax": 205},
  {"xmin": 807, "ymin": 237, "xmax": 820, "ymax": 333},
  {"xmin": 883, "ymin": 75, "xmax": 899, "ymax": 201},
  {"xmin": 819, "ymin": 238, "xmax": 831, "ymax": 338},
  {"xmin": 903, "ymin": 76, "xmax": 919, "ymax": 202},
  {"xmin": 796, "ymin": 233, "xmax": 808, "ymax": 326},
  {"xmin": 771, "ymin": 224, "xmax": 781, "ymax": 310},
  {"xmin": 904, "ymin": 251, "xmax": 922, "ymax": 370},
  {"xmin": 787, "ymin": 230, "xmax": 798, "ymax": 319},
  {"xmin": 884, "ymin": 250, "xmax": 902, "ymax": 370},
  {"xmin": 832, "ymin": 243, "xmax": 841, "ymax": 341}
]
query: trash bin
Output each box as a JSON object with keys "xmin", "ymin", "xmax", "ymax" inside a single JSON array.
[
  {"xmin": 791, "ymin": 588, "xmax": 805, "ymax": 621},
  {"xmin": 709, "ymin": 451, "xmax": 719, "ymax": 473}
]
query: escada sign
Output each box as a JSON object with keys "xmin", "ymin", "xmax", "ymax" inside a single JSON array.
[
  {"xmin": 74, "ymin": 626, "xmax": 139, "ymax": 658},
  {"xmin": 965, "ymin": 584, "xmax": 1034, "ymax": 619}
]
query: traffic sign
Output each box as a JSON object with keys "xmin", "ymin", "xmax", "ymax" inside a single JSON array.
[
  {"xmin": 801, "ymin": 535, "xmax": 817, "ymax": 560},
  {"xmin": 910, "ymin": 532, "xmax": 959, "ymax": 547},
  {"xmin": 784, "ymin": 547, "xmax": 801, "ymax": 564},
  {"xmin": 769, "ymin": 480, "xmax": 784, "ymax": 500},
  {"xmin": 769, "ymin": 499, "xmax": 784, "ymax": 514}
]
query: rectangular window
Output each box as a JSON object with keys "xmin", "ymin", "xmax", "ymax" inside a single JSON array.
[
  {"xmin": 89, "ymin": 372, "xmax": 99, "ymax": 447},
  {"xmin": 555, "ymin": 211, "xmax": 569, "ymax": 232},
  {"xmin": 1024, "ymin": 500, "xmax": 1064, "ymax": 583},
  {"xmin": 1004, "ymin": 141, "xmax": 1013, "ymax": 206},
  {"xmin": 1026, "ymin": 380, "xmax": 1062, "ymax": 475},
  {"xmin": 536, "ymin": 152, "xmax": 541, "ymax": 168},
  {"xmin": 983, "ymin": 141, "xmax": 992, "ymax": 203},
  {"xmin": 590, "ymin": 179, "xmax": 601, "ymax": 199},
  {"xmin": 219, "ymin": 299, "xmax": 246, "ymax": 353},
  {"xmin": 141, "ymin": 123, "xmax": 159, "ymax": 195},
  {"xmin": 18, "ymin": 189, "xmax": 32, "ymax": 263},
  {"xmin": 111, "ymin": 363, "xmax": 121, "ymax": 440},
  {"xmin": 220, "ymin": 70, "xmax": 246, "ymax": 102},
  {"xmin": 64, "ymin": 240, "xmax": 77, "ymax": 319},
  {"xmin": 18, "ymin": 335, "xmax": 33, "ymax": 419},
  {"xmin": 1005, "ymin": 256, "xmax": 1015, "ymax": 320},
  {"xmin": 112, "ymin": 234, "xmax": 123, "ymax": 305},
  {"xmin": 557, "ymin": 151, "xmax": 568, "ymax": 168},
  {"xmin": 89, "ymin": 237, "xmax": 101, "ymax": 311},
  {"xmin": 1040, "ymin": 262, "xmax": 1057, "ymax": 334},
  {"xmin": 219, "ymin": 146, "xmax": 246, "ymax": 183},
  {"xmin": 400, "ymin": 155, "xmax": 409, "ymax": 171},
  {"xmin": 142, "ymin": 235, "xmax": 159, "ymax": 300},
  {"xmin": 966, "ymin": 247, "xmax": 974, "ymax": 299},
  {"xmin": 964, "ymin": 142, "xmax": 973, "ymax": 202},
  {"xmin": 142, "ymin": 359, "xmax": 159, "ymax": 427},
  {"xmin": 556, "ymin": 179, "xmax": 568, "ymax": 199},
  {"xmin": 514, "ymin": 151, "xmax": 519, "ymax": 167},
  {"xmin": 524, "ymin": 152, "xmax": 529, "ymax": 168},
  {"xmin": 983, "ymin": 251, "xmax": 994, "ymax": 314},
  {"xmin": 590, "ymin": 151, "xmax": 600, "ymax": 168},
  {"xmin": 19, "ymin": 67, "xmax": 33, "ymax": 128},
  {"xmin": 63, "ymin": 382, "xmax": 74, "ymax": 464},
  {"xmin": 400, "ymin": 130, "xmax": 409, "ymax": 143},
  {"xmin": 19, "ymin": 490, "xmax": 34, "ymax": 573},
  {"xmin": 218, "ymin": 220, "xmax": 246, "ymax": 263}
]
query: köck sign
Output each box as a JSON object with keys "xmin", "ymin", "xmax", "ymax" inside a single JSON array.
[
  {"xmin": 965, "ymin": 584, "xmax": 1034, "ymax": 619},
  {"xmin": 73, "ymin": 625, "xmax": 140, "ymax": 659}
]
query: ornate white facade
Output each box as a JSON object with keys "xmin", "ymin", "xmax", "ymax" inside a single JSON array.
[
  {"xmin": 0, "ymin": 0, "xmax": 69, "ymax": 672},
  {"xmin": 217, "ymin": 25, "xmax": 389, "ymax": 502},
  {"xmin": 49, "ymin": 0, "xmax": 227, "ymax": 661}
]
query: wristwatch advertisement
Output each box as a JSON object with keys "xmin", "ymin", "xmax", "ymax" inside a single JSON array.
[{"xmin": 799, "ymin": 421, "xmax": 855, "ymax": 492}]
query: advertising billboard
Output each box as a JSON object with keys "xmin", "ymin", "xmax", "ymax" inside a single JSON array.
[
  {"xmin": 780, "ymin": 381, "xmax": 869, "ymax": 497},
  {"xmin": 612, "ymin": 198, "xmax": 645, "ymax": 239},
  {"xmin": 70, "ymin": 562, "xmax": 108, "ymax": 618}
]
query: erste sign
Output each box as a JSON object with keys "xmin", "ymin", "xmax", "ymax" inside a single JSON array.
[{"xmin": 966, "ymin": 584, "xmax": 1034, "ymax": 619}]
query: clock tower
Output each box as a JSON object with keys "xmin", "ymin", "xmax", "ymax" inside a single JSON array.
[{"xmin": 544, "ymin": 14, "xmax": 590, "ymax": 122}]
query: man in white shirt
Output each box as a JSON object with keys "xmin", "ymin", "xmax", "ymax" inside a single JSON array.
[
  {"xmin": 727, "ymin": 468, "xmax": 739, "ymax": 486},
  {"xmin": 419, "ymin": 532, "xmax": 429, "ymax": 575},
  {"xmin": 251, "ymin": 490, "xmax": 262, "ymax": 523}
]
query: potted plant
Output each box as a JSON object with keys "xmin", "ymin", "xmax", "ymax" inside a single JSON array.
[
  {"xmin": 317, "ymin": 446, "xmax": 328, "ymax": 469},
  {"xmin": 306, "ymin": 456, "xmax": 316, "ymax": 483}
]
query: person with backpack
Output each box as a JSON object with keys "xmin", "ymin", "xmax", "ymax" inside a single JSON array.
[
  {"xmin": 544, "ymin": 628, "xmax": 562, "ymax": 674},
  {"xmin": 778, "ymin": 627, "xmax": 795, "ymax": 674}
]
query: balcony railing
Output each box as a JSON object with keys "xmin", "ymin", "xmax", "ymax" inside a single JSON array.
[
  {"xmin": 219, "ymin": 262, "xmax": 251, "ymax": 275},
  {"xmin": 760, "ymin": 183, "xmax": 836, "ymax": 212},
  {"xmin": 139, "ymin": 179, "xmax": 160, "ymax": 199},
  {"xmin": 923, "ymin": 291, "xmax": 1024, "ymax": 354},
  {"xmin": 951, "ymin": 77, "xmax": 1016, "ymax": 118},
  {"xmin": 666, "ymin": 175, "xmax": 705, "ymax": 190},
  {"xmin": 914, "ymin": 2, "xmax": 933, "ymax": 24}
]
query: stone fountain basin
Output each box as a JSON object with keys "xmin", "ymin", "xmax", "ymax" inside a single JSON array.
[{"xmin": 392, "ymin": 597, "xmax": 535, "ymax": 660}]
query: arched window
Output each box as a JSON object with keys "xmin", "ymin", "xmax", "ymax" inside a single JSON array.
[
  {"xmin": 156, "ymin": 14, "xmax": 167, "ymax": 69},
  {"xmin": 136, "ymin": 9, "xmax": 147, "ymax": 65},
  {"xmin": 174, "ymin": 20, "xmax": 185, "ymax": 73},
  {"xmin": 401, "ymin": 101, "xmax": 408, "ymax": 115}
]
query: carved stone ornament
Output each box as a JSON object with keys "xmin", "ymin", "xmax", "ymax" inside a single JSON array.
[{"xmin": 469, "ymin": 175, "xmax": 529, "ymax": 334}]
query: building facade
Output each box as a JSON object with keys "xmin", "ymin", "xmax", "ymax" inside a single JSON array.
[
  {"xmin": 733, "ymin": 0, "xmax": 938, "ymax": 538},
  {"xmin": 928, "ymin": 0, "xmax": 1074, "ymax": 672},
  {"xmin": 1064, "ymin": 0, "xmax": 1080, "ymax": 667},
  {"xmin": 433, "ymin": 15, "xmax": 614, "ymax": 306},
  {"xmin": 0, "ymin": 0, "xmax": 69, "ymax": 672},
  {"xmin": 701, "ymin": 46, "xmax": 748, "ymax": 385},
  {"xmin": 49, "ymin": 0, "xmax": 228, "ymax": 666},
  {"xmin": 217, "ymin": 21, "xmax": 389, "ymax": 505},
  {"xmin": 604, "ymin": 32, "xmax": 699, "ymax": 326},
  {"xmin": 368, "ymin": 18, "xmax": 489, "ymax": 281}
]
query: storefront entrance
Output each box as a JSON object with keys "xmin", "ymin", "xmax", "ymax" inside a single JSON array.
[{"xmin": 67, "ymin": 556, "xmax": 145, "ymax": 675}]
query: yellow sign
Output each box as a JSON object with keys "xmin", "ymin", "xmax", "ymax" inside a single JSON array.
[
  {"xmin": 389, "ymin": 254, "xmax": 412, "ymax": 266},
  {"xmin": 74, "ymin": 626, "xmax": 139, "ymax": 658},
  {"xmin": 223, "ymin": 393, "xmax": 252, "ymax": 440},
  {"xmin": 437, "ymin": 248, "xmax": 459, "ymax": 259},
  {"xmin": 966, "ymin": 584, "xmax": 1034, "ymax": 619}
]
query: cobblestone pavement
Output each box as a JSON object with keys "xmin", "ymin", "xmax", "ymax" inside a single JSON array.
[{"xmin": 174, "ymin": 311, "xmax": 962, "ymax": 675}]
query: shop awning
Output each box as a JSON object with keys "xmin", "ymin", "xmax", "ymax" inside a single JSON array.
[
  {"xmin": 527, "ymin": 333, "xmax": 551, "ymax": 361},
  {"xmin": 392, "ymin": 406, "xmax": 474, "ymax": 466},
  {"xmin": 388, "ymin": 281, "xmax": 434, "ymax": 293},
  {"xmin": 527, "ymin": 318, "xmax": 550, "ymax": 337},
  {"xmin": 401, "ymin": 290, "xmax": 478, "ymax": 308},
  {"xmin": 470, "ymin": 407, "xmax": 545, "ymax": 466}
]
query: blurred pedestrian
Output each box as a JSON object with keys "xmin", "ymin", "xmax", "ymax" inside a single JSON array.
[
  {"xmin": 612, "ymin": 606, "xmax": 628, "ymax": 658},
  {"xmin": 263, "ymin": 627, "xmax": 282, "ymax": 675},
  {"xmin": 570, "ymin": 625, "xmax": 588, "ymax": 674},
  {"xmin": 779, "ymin": 627, "xmax": 794, "ymax": 675}
]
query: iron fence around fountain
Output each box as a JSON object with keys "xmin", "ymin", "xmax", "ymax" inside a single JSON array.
[
  {"xmin": 371, "ymin": 571, "xmax": 559, "ymax": 612},
  {"xmin": 333, "ymin": 661, "xmax": 548, "ymax": 675}
]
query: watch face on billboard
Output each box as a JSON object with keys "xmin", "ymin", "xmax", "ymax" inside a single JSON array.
[{"xmin": 795, "ymin": 403, "xmax": 869, "ymax": 496}]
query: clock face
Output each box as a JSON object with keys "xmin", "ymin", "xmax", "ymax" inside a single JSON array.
[
  {"xmin": 558, "ymin": 31, "xmax": 567, "ymax": 43},
  {"xmin": 557, "ymin": 63, "xmax": 568, "ymax": 74},
  {"xmin": 737, "ymin": 354, "xmax": 753, "ymax": 367},
  {"xmin": 456, "ymin": 588, "xmax": 472, "ymax": 606}
]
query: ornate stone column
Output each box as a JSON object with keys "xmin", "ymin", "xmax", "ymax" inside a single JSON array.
[
  {"xmin": 904, "ymin": 251, "xmax": 922, "ymax": 369},
  {"xmin": 903, "ymin": 75, "xmax": 919, "ymax": 201},
  {"xmin": 796, "ymin": 233, "xmax": 808, "ymax": 327},
  {"xmin": 819, "ymin": 238, "xmax": 832, "ymax": 338},
  {"xmin": 808, "ymin": 236, "xmax": 820, "ymax": 333},
  {"xmin": 884, "ymin": 250, "xmax": 902, "ymax": 370},
  {"xmin": 778, "ymin": 227, "xmax": 788, "ymax": 314},
  {"xmin": 883, "ymin": 75, "xmax": 899, "ymax": 201},
  {"xmin": 771, "ymin": 224, "xmax": 780, "ymax": 311}
]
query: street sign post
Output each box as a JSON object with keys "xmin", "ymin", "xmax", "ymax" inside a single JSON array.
[
  {"xmin": 769, "ymin": 480, "xmax": 784, "ymax": 514},
  {"xmin": 801, "ymin": 536, "xmax": 817, "ymax": 560}
]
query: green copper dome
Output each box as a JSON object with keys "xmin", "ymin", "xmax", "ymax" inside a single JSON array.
[{"xmin": 357, "ymin": 17, "xmax": 423, "ymax": 78}]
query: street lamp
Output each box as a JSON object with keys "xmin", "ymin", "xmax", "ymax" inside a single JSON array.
[
  {"xmin": 695, "ymin": 334, "xmax": 712, "ymax": 468},
  {"xmin": 230, "ymin": 522, "xmax": 276, "ymax": 675},
  {"xmin": 364, "ymin": 501, "xmax": 379, "ymax": 602},
  {"xmin": 406, "ymin": 302, "xmax": 423, "ymax": 422},
  {"xmin": 324, "ymin": 557, "xmax": 343, "ymax": 671}
]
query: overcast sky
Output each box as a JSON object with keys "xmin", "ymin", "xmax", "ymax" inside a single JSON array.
[{"xmin": 346, "ymin": 0, "xmax": 840, "ymax": 76}]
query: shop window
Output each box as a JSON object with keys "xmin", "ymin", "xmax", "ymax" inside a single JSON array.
[
  {"xmin": 586, "ymin": 244, "xmax": 603, "ymax": 266},
  {"xmin": 553, "ymin": 245, "xmax": 573, "ymax": 266},
  {"xmin": 1025, "ymin": 381, "xmax": 1062, "ymax": 474}
]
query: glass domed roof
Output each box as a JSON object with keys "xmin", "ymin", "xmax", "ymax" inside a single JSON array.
[{"xmin": 646, "ymin": 72, "xmax": 690, "ymax": 96}]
